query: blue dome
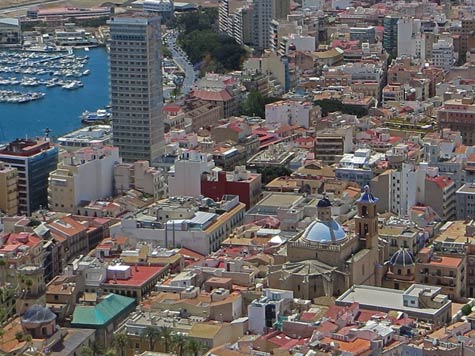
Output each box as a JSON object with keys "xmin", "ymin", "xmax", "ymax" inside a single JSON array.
[
  {"xmin": 21, "ymin": 305, "xmax": 56, "ymax": 324},
  {"xmin": 317, "ymin": 197, "xmax": 332, "ymax": 208},
  {"xmin": 356, "ymin": 185, "xmax": 379, "ymax": 204},
  {"xmin": 390, "ymin": 249, "xmax": 415, "ymax": 266},
  {"xmin": 303, "ymin": 219, "xmax": 347, "ymax": 244}
]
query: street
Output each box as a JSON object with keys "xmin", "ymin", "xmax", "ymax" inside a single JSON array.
[{"xmin": 163, "ymin": 30, "xmax": 196, "ymax": 98}]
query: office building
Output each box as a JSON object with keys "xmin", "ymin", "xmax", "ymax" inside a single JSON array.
[
  {"xmin": 108, "ymin": 15, "xmax": 165, "ymax": 163},
  {"xmin": 383, "ymin": 16, "xmax": 398, "ymax": 57},
  {"xmin": 0, "ymin": 139, "xmax": 58, "ymax": 215}
]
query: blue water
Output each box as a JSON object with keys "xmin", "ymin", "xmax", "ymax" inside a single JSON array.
[{"xmin": 0, "ymin": 48, "xmax": 109, "ymax": 142}]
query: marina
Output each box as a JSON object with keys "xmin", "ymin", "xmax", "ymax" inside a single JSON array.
[
  {"xmin": 0, "ymin": 90, "xmax": 45, "ymax": 103},
  {"xmin": 0, "ymin": 50, "xmax": 90, "ymax": 102},
  {"xmin": 0, "ymin": 47, "xmax": 109, "ymax": 142}
]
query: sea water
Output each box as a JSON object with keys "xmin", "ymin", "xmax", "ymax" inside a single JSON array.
[{"xmin": 0, "ymin": 48, "xmax": 109, "ymax": 142}]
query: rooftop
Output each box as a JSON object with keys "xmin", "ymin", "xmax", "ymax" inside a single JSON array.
[
  {"xmin": 103, "ymin": 265, "xmax": 164, "ymax": 287},
  {"xmin": 71, "ymin": 293, "xmax": 135, "ymax": 327},
  {"xmin": 336, "ymin": 285, "xmax": 449, "ymax": 316}
]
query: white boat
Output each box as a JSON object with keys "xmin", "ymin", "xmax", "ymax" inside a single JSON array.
[
  {"xmin": 81, "ymin": 108, "xmax": 112, "ymax": 123},
  {"xmin": 62, "ymin": 81, "xmax": 83, "ymax": 90}
]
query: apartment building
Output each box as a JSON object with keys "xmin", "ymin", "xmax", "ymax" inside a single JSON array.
[
  {"xmin": 0, "ymin": 163, "xmax": 18, "ymax": 215},
  {"xmin": 48, "ymin": 146, "xmax": 120, "ymax": 213}
]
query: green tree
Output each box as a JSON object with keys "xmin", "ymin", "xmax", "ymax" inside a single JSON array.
[
  {"xmin": 113, "ymin": 333, "xmax": 129, "ymax": 356},
  {"xmin": 159, "ymin": 326, "xmax": 173, "ymax": 353},
  {"xmin": 104, "ymin": 349, "xmax": 116, "ymax": 356},
  {"xmin": 462, "ymin": 304, "xmax": 473, "ymax": 315},
  {"xmin": 241, "ymin": 89, "xmax": 266, "ymax": 118},
  {"xmin": 91, "ymin": 341, "xmax": 105, "ymax": 356},
  {"xmin": 15, "ymin": 331, "xmax": 24, "ymax": 341},
  {"xmin": 185, "ymin": 338, "xmax": 205, "ymax": 356},
  {"xmin": 162, "ymin": 45, "xmax": 172, "ymax": 58},
  {"xmin": 144, "ymin": 327, "xmax": 160, "ymax": 351},
  {"xmin": 178, "ymin": 21, "xmax": 246, "ymax": 71},
  {"xmin": 314, "ymin": 98, "xmax": 343, "ymax": 116},
  {"xmin": 259, "ymin": 166, "xmax": 293, "ymax": 184},
  {"xmin": 80, "ymin": 346, "xmax": 94, "ymax": 356},
  {"xmin": 176, "ymin": 8, "xmax": 218, "ymax": 34},
  {"xmin": 172, "ymin": 333, "xmax": 187, "ymax": 356}
]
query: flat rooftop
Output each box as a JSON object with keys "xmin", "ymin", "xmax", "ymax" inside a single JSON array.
[
  {"xmin": 457, "ymin": 183, "xmax": 475, "ymax": 194},
  {"xmin": 336, "ymin": 285, "xmax": 448, "ymax": 316},
  {"xmin": 256, "ymin": 193, "xmax": 303, "ymax": 209},
  {"xmin": 103, "ymin": 265, "xmax": 164, "ymax": 287}
]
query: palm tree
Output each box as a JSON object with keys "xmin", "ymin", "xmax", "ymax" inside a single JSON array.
[
  {"xmin": 80, "ymin": 346, "xmax": 94, "ymax": 356},
  {"xmin": 159, "ymin": 326, "xmax": 173, "ymax": 353},
  {"xmin": 144, "ymin": 326, "xmax": 160, "ymax": 351},
  {"xmin": 104, "ymin": 349, "xmax": 116, "ymax": 356},
  {"xmin": 0, "ymin": 259, "xmax": 6, "ymax": 284},
  {"xmin": 171, "ymin": 333, "xmax": 187, "ymax": 356},
  {"xmin": 91, "ymin": 341, "xmax": 105, "ymax": 356},
  {"xmin": 113, "ymin": 333, "xmax": 129, "ymax": 356},
  {"xmin": 185, "ymin": 338, "xmax": 205, "ymax": 356}
]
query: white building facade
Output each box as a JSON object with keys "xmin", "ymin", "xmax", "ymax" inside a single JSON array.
[{"xmin": 168, "ymin": 151, "xmax": 215, "ymax": 197}]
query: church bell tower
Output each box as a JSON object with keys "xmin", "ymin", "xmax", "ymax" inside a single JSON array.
[{"xmin": 355, "ymin": 185, "xmax": 379, "ymax": 250}]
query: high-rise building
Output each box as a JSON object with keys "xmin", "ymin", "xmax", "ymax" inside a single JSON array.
[
  {"xmin": 108, "ymin": 15, "xmax": 164, "ymax": 163},
  {"xmin": 219, "ymin": 0, "xmax": 288, "ymax": 50},
  {"xmin": 252, "ymin": 0, "xmax": 273, "ymax": 50},
  {"xmin": 383, "ymin": 15, "xmax": 399, "ymax": 57},
  {"xmin": 0, "ymin": 139, "xmax": 58, "ymax": 215}
]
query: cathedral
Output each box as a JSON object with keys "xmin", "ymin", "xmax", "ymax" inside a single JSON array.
[{"xmin": 268, "ymin": 187, "xmax": 384, "ymax": 300}]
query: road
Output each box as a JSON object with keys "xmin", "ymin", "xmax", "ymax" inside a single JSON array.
[
  {"xmin": 0, "ymin": 0, "xmax": 64, "ymax": 14},
  {"xmin": 163, "ymin": 30, "xmax": 197, "ymax": 97}
]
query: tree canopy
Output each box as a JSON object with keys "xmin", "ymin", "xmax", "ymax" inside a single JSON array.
[
  {"xmin": 176, "ymin": 8, "xmax": 218, "ymax": 34},
  {"xmin": 241, "ymin": 89, "xmax": 266, "ymax": 118},
  {"xmin": 259, "ymin": 166, "xmax": 293, "ymax": 184},
  {"xmin": 176, "ymin": 8, "xmax": 246, "ymax": 73}
]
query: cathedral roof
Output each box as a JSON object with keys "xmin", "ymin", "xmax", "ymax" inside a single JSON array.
[
  {"xmin": 390, "ymin": 249, "xmax": 415, "ymax": 266},
  {"xmin": 302, "ymin": 219, "xmax": 347, "ymax": 244},
  {"xmin": 282, "ymin": 260, "xmax": 338, "ymax": 276}
]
